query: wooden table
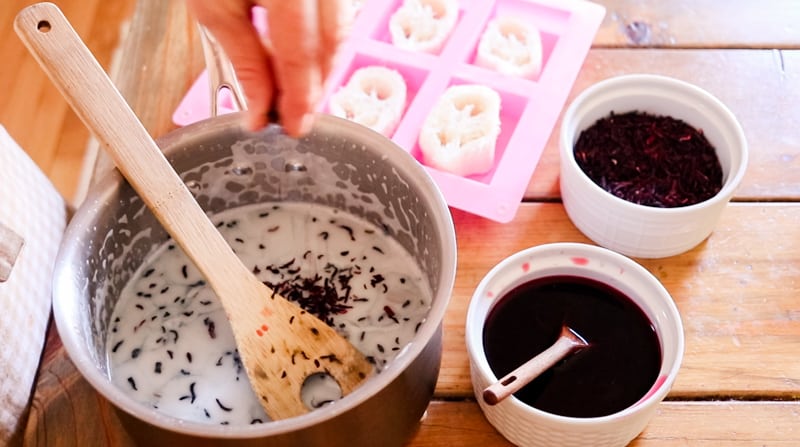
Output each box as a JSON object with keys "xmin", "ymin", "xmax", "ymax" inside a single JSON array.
[{"xmin": 23, "ymin": 1, "xmax": 800, "ymax": 445}]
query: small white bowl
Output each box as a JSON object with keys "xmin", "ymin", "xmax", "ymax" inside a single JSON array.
[
  {"xmin": 559, "ymin": 74, "xmax": 748, "ymax": 258},
  {"xmin": 466, "ymin": 243, "xmax": 684, "ymax": 447}
]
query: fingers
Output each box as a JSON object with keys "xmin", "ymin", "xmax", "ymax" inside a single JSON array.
[
  {"xmin": 186, "ymin": 0, "xmax": 275, "ymax": 131},
  {"xmin": 262, "ymin": 0, "xmax": 350, "ymax": 137},
  {"xmin": 318, "ymin": 0, "xmax": 350, "ymax": 80},
  {"xmin": 188, "ymin": 0, "xmax": 349, "ymax": 137},
  {"xmin": 261, "ymin": 0, "xmax": 320, "ymax": 136}
]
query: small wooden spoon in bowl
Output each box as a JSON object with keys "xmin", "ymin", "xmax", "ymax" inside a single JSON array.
[
  {"xmin": 483, "ymin": 324, "xmax": 588, "ymax": 405},
  {"xmin": 15, "ymin": 2, "xmax": 373, "ymax": 420}
]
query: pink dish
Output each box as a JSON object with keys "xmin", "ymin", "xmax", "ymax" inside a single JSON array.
[{"xmin": 173, "ymin": 0, "xmax": 605, "ymax": 223}]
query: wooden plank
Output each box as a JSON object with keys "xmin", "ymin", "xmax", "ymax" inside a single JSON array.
[
  {"xmin": 0, "ymin": 221, "xmax": 24, "ymax": 282},
  {"xmin": 84, "ymin": 0, "xmax": 205, "ymax": 184},
  {"xmin": 437, "ymin": 203, "xmax": 800, "ymax": 397},
  {"xmin": 24, "ymin": 203, "xmax": 800, "ymax": 444},
  {"xmin": 593, "ymin": 0, "xmax": 800, "ymax": 48},
  {"xmin": 23, "ymin": 321, "xmax": 135, "ymax": 447},
  {"xmin": 48, "ymin": 111, "xmax": 92, "ymax": 203},
  {"xmin": 409, "ymin": 400, "xmax": 800, "ymax": 446},
  {"xmin": 524, "ymin": 49, "xmax": 800, "ymax": 201},
  {"xmin": 70, "ymin": 9, "xmax": 800, "ymax": 203},
  {"xmin": 6, "ymin": 1, "xmax": 800, "ymax": 204},
  {"xmin": 633, "ymin": 401, "xmax": 800, "ymax": 446},
  {"xmin": 9, "ymin": 1, "xmax": 800, "ymax": 445},
  {"xmin": 27, "ymin": 356, "xmax": 800, "ymax": 447},
  {"xmin": 0, "ymin": 0, "xmax": 134, "ymax": 203}
]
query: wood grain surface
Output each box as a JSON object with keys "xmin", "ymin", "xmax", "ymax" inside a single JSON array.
[
  {"xmin": 22, "ymin": 203, "xmax": 800, "ymax": 446},
  {"xmin": 0, "ymin": 221, "xmax": 25, "ymax": 282},
  {"xmin": 415, "ymin": 400, "xmax": 800, "ymax": 446},
  {"xmin": 82, "ymin": 0, "xmax": 204, "ymax": 183},
  {"xmin": 3, "ymin": 0, "xmax": 799, "ymax": 445},
  {"xmin": 439, "ymin": 204, "xmax": 800, "ymax": 398},
  {"xmin": 593, "ymin": 0, "xmax": 800, "ymax": 48},
  {"xmin": 0, "ymin": 0, "xmax": 135, "ymax": 205}
]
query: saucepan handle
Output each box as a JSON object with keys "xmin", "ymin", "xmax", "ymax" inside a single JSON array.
[
  {"xmin": 197, "ymin": 22, "xmax": 280, "ymax": 123},
  {"xmin": 197, "ymin": 25, "xmax": 247, "ymax": 117}
]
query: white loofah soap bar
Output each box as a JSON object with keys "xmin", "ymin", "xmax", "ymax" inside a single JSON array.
[
  {"xmin": 329, "ymin": 66, "xmax": 408, "ymax": 137},
  {"xmin": 476, "ymin": 16, "xmax": 543, "ymax": 79},
  {"xmin": 389, "ymin": 0, "xmax": 459, "ymax": 54},
  {"xmin": 418, "ymin": 84, "xmax": 502, "ymax": 176}
]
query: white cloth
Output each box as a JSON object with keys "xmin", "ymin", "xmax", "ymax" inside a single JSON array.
[{"xmin": 0, "ymin": 126, "xmax": 66, "ymax": 443}]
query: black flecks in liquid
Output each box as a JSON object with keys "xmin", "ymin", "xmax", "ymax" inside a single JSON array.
[{"xmin": 483, "ymin": 275, "xmax": 661, "ymax": 418}]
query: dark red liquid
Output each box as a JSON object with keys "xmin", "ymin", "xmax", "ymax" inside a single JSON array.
[{"xmin": 483, "ymin": 275, "xmax": 661, "ymax": 418}]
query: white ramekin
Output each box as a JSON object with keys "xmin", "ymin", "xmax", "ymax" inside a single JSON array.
[
  {"xmin": 466, "ymin": 242, "xmax": 684, "ymax": 447},
  {"xmin": 559, "ymin": 74, "xmax": 748, "ymax": 258}
]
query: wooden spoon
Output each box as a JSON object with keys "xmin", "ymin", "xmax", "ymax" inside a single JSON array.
[
  {"xmin": 15, "ymin": 2, "xmax": 373, "ymax": 420},
  {"xmin": 482, "ymin": 325, "xmax": 588, "ymax": 405}
]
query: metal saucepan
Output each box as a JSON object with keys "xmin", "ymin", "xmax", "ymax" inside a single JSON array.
[
  {"xmin": 43, "ymin": 3, "xmax": 456, "ymax": 447},
  {"xmin": 50, "ymin": 12, "xmax": 457, "ymax": 444},
  {"xmin": 53, "ymin": 111, "xmax": 457, "ymax": 446}
]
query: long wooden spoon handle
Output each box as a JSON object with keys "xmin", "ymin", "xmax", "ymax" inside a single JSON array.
[
  {"xmin": 482, "ymin": 326, "xmax": 588, "ymax": 405},
  {"xmin": 14, "ymin": 3, "xmax": 246, "ymax": 292}
]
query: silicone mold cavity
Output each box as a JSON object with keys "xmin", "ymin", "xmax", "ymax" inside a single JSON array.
[{"xmin": 173, "ymin": 0, "xmax": 605, "ymax": 222}]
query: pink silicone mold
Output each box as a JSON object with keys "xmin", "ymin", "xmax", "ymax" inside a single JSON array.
[{"xmin": 173, "ymin": 0, "xmax": 605, "ymax": 223}]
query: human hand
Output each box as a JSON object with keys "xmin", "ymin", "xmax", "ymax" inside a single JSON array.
[{"xmin": 185, "ymin": 0, "xmax": 351, "ymax": 137}]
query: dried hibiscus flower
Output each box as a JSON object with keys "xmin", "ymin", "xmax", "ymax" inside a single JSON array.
[{"xmin": 573, "ymin": 111, "xmax": 723, "ymax": 208}]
